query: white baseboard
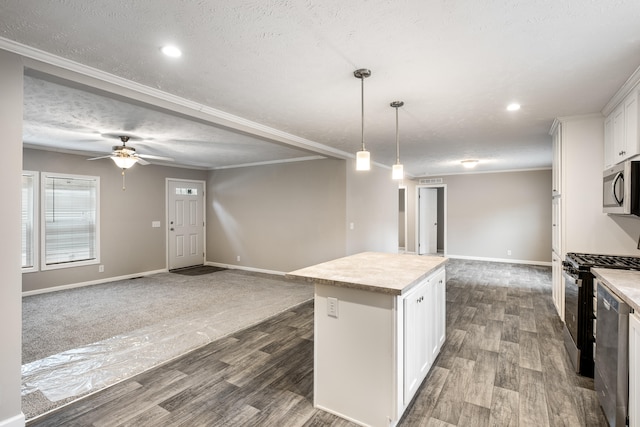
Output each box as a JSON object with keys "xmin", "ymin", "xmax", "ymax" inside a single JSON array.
[
  {"xmin": 205, "ymin": 261, "xmax": 286, "ymax": 276},
  {"xmin": 0, "ymin": 413, "xmax": 25, "ymax": 427},
  {"xmin": 22, "ymin": 269, "xmax": 168, "ymax": 297},
  {"xmin": 446, "ymin": 254, "xmax": 551, "ymax": 267}
]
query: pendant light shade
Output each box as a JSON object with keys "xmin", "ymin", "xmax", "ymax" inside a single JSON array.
[
  {"xmin": 356, "ymin": 150, "xmax": 370, "ymax": 170},
  {"xmin": 354, "ymin": 69, "xmax": 371, "ymax": 171},
  {"xmin": 391, "ymin": 101, "xmax": 404, "ymax": 180},
  {"xmin": 392, "ymin": 164, "xmax": 404, "ymax": 180}
]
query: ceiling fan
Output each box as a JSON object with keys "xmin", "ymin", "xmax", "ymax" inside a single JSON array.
[
  {"xmin": 88, "ymin": 135, "xmax": 174, "ymax": 190},
  {"xmin": 87, "ymin": 135, "xmax": 174, "ymax": 169}
]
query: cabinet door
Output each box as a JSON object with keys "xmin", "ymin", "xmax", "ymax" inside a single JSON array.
[
  {"xmin": 630, "ymin": 312, "xmax": 640, "ymax": 427},
  {"xmin": 613, "ymin": 105, "xmax": 626, "ymax": 163},
  {"xmin": 426, "ymin": 276, "xmax": 437, "ymax": 363},
  {"xmin": 604, "ymin": 115, "xmax": 614, "ymax": 169},
  {"xmin": 403, "ymin": 282, "xmax": 428, "ymax": 403},
  {"xmin": 433, "ymin": 269, "xmax": 446, "ymax": 353},
  {"xmin": 552, "ymin": 124, "xmax": 562, "ymax": 196},
  {"xmin": 552, "ymin": 251, "xmax": 564, "ymax": 320},
  {"xmin": 625, "ymin": 92, "xmax": 639, "ymax": 160},
  {"xmin": 552, "ymin": 197, "xmax": 561, "ymax": 255}
]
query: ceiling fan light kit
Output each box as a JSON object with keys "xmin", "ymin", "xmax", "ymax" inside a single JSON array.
[
  {"xmin": 87, "ymin": 135, "xmax": 174, "ymax": 190},
  {"xmin": 111, "ymin": 155, "xmax": 138, "ymax": 169}
]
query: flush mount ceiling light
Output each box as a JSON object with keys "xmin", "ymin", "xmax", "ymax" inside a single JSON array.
[
  {"xmin": 506, "ymin": 103, "xmax": 521, "ymax": 111},
  {"xmin": 161, "ymin": 45, "xmax": 182, "ymax": 58},
  {"xmin": 391, "ymin": 101, "xmax": 405, "ymax": 180},
  {"xmin": 461, "ymin": 159, "xmax": 479, "ymax": 168},
  {"xmin": 354, "ymin": 68, "xmax": 372, "ymax": 171}
]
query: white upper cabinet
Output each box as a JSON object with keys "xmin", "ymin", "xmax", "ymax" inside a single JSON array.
[{"xmin": 604, "ymin": 89, "xmax": 640, "ymax": 169}]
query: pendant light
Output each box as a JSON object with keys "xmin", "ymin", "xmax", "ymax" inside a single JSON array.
[
  {"xmin": 354, "ymin": 68, "xmax": 371, "ymax": 171},
  {"xmin": 391, "ymin": 101, "xmax": 404, "ymax": 179}
]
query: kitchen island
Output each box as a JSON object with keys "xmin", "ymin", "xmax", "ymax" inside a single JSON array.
[{"xmin": 287, "ymin": 252, "xmax": 448, "ymax": 427}]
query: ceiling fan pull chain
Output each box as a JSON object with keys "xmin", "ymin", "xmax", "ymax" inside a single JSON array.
[{"xmin": 121, "ymin": 169, "xmax": 126, "ymax": 191}]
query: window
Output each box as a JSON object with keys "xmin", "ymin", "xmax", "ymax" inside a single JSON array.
[
  {"xmin": 22, "ymin": 171, "xmax": 38, "ymax": 272},
  {"xmin": 175, "ymin": 187, "xmax": 198, "ymax": 195},
  {"xmin": 41, "ymin": 173, "xmax": 99, "ymax": 270}
]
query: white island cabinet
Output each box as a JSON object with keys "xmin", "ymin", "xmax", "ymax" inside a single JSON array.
[
  {"xmin": 287, "ymin": 252, "xmax": 447, "ymax": 427},
  {"xmin": 631, "ymin": 311, "xmax": 640, "ymax": 427}
]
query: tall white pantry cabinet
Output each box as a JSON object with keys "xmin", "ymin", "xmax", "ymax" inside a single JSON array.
[{"xmin": 549, "ymin": 115, "xmax": 605, "ymax": 321}]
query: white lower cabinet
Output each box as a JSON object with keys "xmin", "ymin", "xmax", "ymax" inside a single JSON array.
[
  {"xmin": 552, "ymin": 251, "xmax": 564, "ymax": 320},
  {"xmin": 434, "ymin": 269, "xmax": 446, "ymax": 354},
  {"xmin": 630, "ymin": 311, "xmax": 640, "ymax": 427},
  {"xmin": 403, "ymin": 267, "xmax": 446, "ymax": 405},
  {"xmin": 314, "ymin": 266, "xmax": 446, "ymax": 427}
]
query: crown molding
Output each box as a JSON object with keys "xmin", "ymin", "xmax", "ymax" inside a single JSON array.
[
  {"xmin": 0, "ymin": 37, "xmax": 351, "ymax": 161},
  {"xmin": 602, "ymin": 63, "xmax": 640, "ymax": 116}
]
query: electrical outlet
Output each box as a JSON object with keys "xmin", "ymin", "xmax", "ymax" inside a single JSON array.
[
  {"xmin": 236, "ymin": 255, "xmax": 241, "ymax": 262},
  {"xmin": 507, "ymin": 250, "xmax": 512, "ymax": 256},
  {"xmin": 327, "ymin": 297, "xmax": 338, "ymax": 318},
  {"xmin": 99, "ymin": 265, "xmax": 104, "ymax": 273}
]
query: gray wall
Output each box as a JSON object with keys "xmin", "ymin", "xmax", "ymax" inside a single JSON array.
[
  {"xmin": 0, "ymin": 49, "xmax": 24, "ymax": 427},
  {"xmin": 206, "ymin": 159, "xmax": 399, "ymax": 273},
  {"xmin": 23, "ymin": 148, "xmax": 207, "ymax": 293},
  {"xmin": 561, "ymin": 116, "xmax": 640, "ymax": 256},
  {"xmin": 405, "ymin": 170, "xmax": 552, "ymax": 263},
  {"xmin": 207, "ymin": 159, "xmax": 348, "ymax": 272},
  {"xmin": 404, "ymin": 179, "xmax": 418, "ymax": 253},
  {"xmin": 444, "ymin": 169, "xmax": 552, "ymax": 263},
  {"xmin": 346, "ymin": 161, "xmax": 399, "ymax": 255}
]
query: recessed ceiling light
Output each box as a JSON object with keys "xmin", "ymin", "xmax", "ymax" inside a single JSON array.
[
  {"xmin": 161, "ymin": 45, "xmax": 182, "ymax": 58},
  {"xmin": 506, "ymin": 103, "xmax": 521, "ymax": 111},
  {"xmin": 461, "ymin": 159, "xmax": 479, "ymax": 168}
]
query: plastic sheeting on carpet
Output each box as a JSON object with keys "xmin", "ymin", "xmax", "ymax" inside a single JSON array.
[{"xmin": 22, "ymin": 299, "xmax": 310, "ymax": 403}]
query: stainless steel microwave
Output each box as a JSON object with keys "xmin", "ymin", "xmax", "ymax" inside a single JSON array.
[{"xmin": 603, "ymin": 160, "xmax": 640, "ymax": 215}]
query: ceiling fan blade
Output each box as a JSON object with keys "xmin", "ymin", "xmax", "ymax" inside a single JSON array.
[
  {"xmin": 87, "ymin": 155, "xmax": 112, "ymax": 161},
  {"xmin": 138, "ymin": 154, "xmax": 175, "ymax": 162},
  {"xmin": 136, "ymin": 157, "xmax": 150, "ymax": 166}
]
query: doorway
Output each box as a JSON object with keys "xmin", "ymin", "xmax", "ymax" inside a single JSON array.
[
  {"xmin": 399, "ymin": 186, "xmax": 407, "ymax": 253},
  {"xmin": 417, "ymin": 185, "xmax": 446, "ymax": 256},
  {"xmin": 167, "ymin": 178, "xmax": 206, "ymax": 270}
]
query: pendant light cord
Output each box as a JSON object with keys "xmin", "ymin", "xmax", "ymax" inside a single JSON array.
[
  {"xmin": 395, "ymin": 106, "xmax": 400, "ymax": 163},
  {"xmin": 360, "ymin": 75, "xmax": 365, "ymax": 151}
]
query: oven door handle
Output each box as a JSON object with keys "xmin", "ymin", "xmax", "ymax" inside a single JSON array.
[{"xmin": 562, "ymin": 270, "xmax": 582, "ymax": 287}]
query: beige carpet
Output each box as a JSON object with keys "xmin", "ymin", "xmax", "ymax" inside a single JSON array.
[{"xmin": 22, "ymin": 268, "xmax": 314, "ymax": 420}]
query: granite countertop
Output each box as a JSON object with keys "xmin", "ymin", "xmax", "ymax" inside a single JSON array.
[
  {"xmin": 286, "ymin": 251, "xmax": 448, "ymax": 296},
  {"xmin": 591, "ymin": 268, "xmax": 640, "ymax": 313}
]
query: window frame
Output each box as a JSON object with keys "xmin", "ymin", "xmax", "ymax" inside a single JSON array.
[
  {"xmin": 22, "ymin": 170, "xmax": 39, "ymax": 273},
  {"xmin": 40, "ymin": 172, "xmax": 100, "ymax": 271}
]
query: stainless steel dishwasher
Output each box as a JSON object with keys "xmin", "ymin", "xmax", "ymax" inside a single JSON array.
[{"xmin": 595, "ymin": 280, "xmax": 630, "ymax": 427}]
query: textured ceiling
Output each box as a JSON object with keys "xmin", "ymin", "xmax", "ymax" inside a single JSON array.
[{"xmin": 3, "ymin": 0, "xmax": 640, "ymax": 176}]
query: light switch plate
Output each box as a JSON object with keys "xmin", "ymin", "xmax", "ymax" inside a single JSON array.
[
  {"xmin": 152, "ymin": 221, "xmax": 161, "ymax": 228},
  {"xmin": 327, "ymin": 297, "xmax": 338, "ymax": 318}
]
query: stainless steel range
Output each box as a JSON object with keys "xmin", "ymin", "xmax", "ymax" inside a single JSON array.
[{"xmin": 562, "ymin": 253, "xmax": 640, "ymax": 378}]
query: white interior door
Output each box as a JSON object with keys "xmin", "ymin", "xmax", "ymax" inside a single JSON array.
[
  {"xmin": 418, "ymin": 187, "xmax": 437, "ymax": 255},
  {"xmin": 167, "ymin": 179, "xmax": 205, "ymax": 270}
]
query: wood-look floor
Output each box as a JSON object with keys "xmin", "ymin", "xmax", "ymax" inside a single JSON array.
[{"xmin": 27, "ymin": 260, "xmax": 607, "ymax": 426}]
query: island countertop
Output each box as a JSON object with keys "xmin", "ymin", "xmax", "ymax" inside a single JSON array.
[
  {"xmin": 591, "ymin": 268, "xmax": 640, "ymax": 313},
  {"xmin": 286, "ymin": 251, "xmax": 448, "ymax": 295}
]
